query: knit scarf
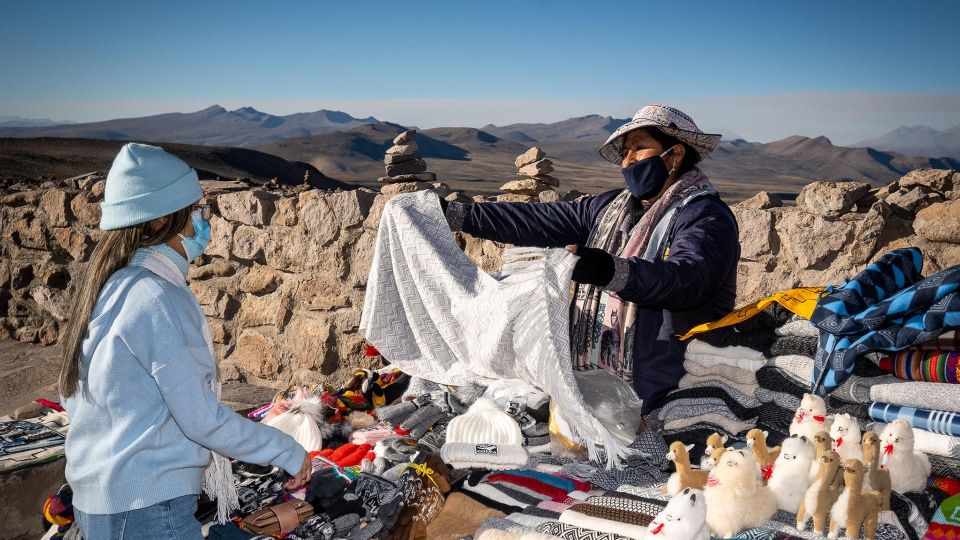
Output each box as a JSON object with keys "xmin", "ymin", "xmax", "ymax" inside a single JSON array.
[
  {"xmin": 128, "ymin": 248, "xmax": 239, "ymax": 523},
  {"xmin": 569, "ymin": 168, "xmax": 716, "ymax": 380}
]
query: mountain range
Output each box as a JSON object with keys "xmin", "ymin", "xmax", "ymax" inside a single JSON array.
[
  {"xmin": 0, "ymin": 106, "xmax": 379, "ymax": 148},
  {"xmin": 1, "ymin": 106, "xmax": 958, "ymax": 199},
  {"xmin": 854, "ymin": 124, "xmax": 960, "ymax": 160}
]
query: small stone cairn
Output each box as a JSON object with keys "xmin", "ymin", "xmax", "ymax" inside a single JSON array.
[
  {"xmin": 378, "ymin": 130, "xmax": 437, "ymax": 185},
  {"xmin": 498, "ymin": 147, "xmax": 561, "ymax": 202}
]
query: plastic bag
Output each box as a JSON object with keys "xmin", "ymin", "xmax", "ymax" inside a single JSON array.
[{"xmin": 572, "ymin": 370, "xmax": 644, "ymax": 446}]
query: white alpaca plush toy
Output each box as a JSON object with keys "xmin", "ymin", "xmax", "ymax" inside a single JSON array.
[
  {"xmin": 768, "ymin": 434, "xmax": 817, "ymax": 513},
  {"xmin": 879, "ymin": 420, "xmax": 931, "ymax": 493},
  {"xmin": 643, "ymin": 488, "xmax": 709, "ymax": 540},
  {"xmin": 830, "ymin": 413, "xmax": 864, "ymax": 463},
  {"xmin": 790, "ymin": 393, "xmax": 833, "ymax": 440},
  {"xmin": 704, "ymin": 449, "xmax": 778, "ymax": 537}
]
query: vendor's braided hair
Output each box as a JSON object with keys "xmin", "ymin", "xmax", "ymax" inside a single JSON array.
[{"xmin": 59, "ymin": 207, "xmax": 191, "ymax": 397}]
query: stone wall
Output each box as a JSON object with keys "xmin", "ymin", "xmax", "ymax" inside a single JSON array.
[{"xmin": 1, "ymin": 169, "xmax": 958, "ymax": 389}]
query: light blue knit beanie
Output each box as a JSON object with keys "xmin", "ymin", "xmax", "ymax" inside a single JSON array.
[{"xmin": 99, "ymin": 143, "xmax": 203, "ymax": 230}]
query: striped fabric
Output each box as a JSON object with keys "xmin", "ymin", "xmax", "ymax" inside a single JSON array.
[
  {"xmin": 915, "ymin": 330, "xmax": 960, "ymax": 352},
  {"xmin": 878, "ymin": 351, "xmax": 960, "ymax": 383},
  {"xmin": 868, "ymin": 402, "xmax": 960, "ymax": 436}
]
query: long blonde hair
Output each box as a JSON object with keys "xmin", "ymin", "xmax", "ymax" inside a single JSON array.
[{"xmin": 59, "ymin": 207, "xmax": 191, "ymax": 397}]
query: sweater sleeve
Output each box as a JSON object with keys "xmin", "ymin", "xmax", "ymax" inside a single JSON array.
[
  {"xmin": 121, "ymin": 281, "xmax": 306, "ymax": 476},
  {"xmin": 604, "ymin": 199, "xmax": 740, "ymax": 311},
  {"xmin": 448, "ymin": 189, "xmax": 621, "ymax": 248}
]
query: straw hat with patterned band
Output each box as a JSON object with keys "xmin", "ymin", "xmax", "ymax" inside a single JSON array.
[{"xmin": 599, "ymin": 104, "xmax": 722, "ymax": 165}]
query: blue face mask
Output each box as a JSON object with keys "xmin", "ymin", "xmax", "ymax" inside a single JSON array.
[
  {"xmin": 621, "ymin": 146, "xmax": 677, "ymax": 200},
  {"xmin": 178, "ymin": 209, "xmax": 211, "ymax": 263}
]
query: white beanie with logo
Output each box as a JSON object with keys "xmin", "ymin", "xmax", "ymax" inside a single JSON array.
[{"xmin": 440, "ymin": 397, "xmax": 528, "ymax": 469}]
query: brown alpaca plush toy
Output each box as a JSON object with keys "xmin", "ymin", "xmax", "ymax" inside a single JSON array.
[
  {"xmin": 808, "ymin": 430, "xmax": 834, "ymax": 482},
  {"xmin": 746, "ymin": 428, "xmax": 780, "ymax": 481},
  {"xmin": 828, "ymin": 459, "xmax": 882, "ymax": 540},
  {"xmin": 861, "ymin": 432, "xmax": 891, "ymax": 511},
  {"xmin": 665, "ymin": 441, "xmax": 709, "ymax": 496},
  {"xmin": 798, "ymin": 452, "xmax": 843, "ymax": 535},
  {"xmin": 701, "ymin": 432, "xmax": 729, "ymax": 469},
  {"xmin": 704, "ymin": 445, "xmax": 727, "ymax": 471}
]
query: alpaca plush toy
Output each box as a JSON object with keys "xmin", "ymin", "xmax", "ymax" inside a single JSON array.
[
  {"xmin": 830, "ymin": 413, "xmax": 864, "ymax": 463},
  {"xmin": 790, "ymin": 394, "xmax": 832, "ymax": 440},
  {"xmin": 703, "ymin": 449, "xmax": 777, "ymax": 537},
  {"xmin": 828, "ymin": 459, "xmax": 882, "ymax": 540},
  {"xmin": 879, "ymin": 420, "xmax": 930, "ymax": 493},
  {"xmin": 797, "ymin": 452, "xmax": 844, "ymax": 535},
  {"xmin": 746, "ymin": 428, "xmax": 780, "ymax": 481},
  {"xmin": 665, "ymin": 441, "xmax": 709, "ymax": 496},
  {"xmin": 701, "ymin": 433, "xmax": 728, "ymax": 469},
  {"xmin": 703, "ymin": 446, "xmax": 727, "ymax": 471},
  {"xmin": 768, "ymin": 434, "xmax": 816, "ymax": 513},
  {"xmin": 643, "ymin": 488, "xmax": 709, "ymax": 540},
  {"xmin": 861, "ymin": 432, "xmax": 891, "ymax": 510},
  {"xmin": 808, "ymin": 431, "xmax": 834, "ymax": 482}
]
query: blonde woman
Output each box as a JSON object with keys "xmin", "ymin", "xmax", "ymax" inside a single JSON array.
[{"xmin": 59, "ymin": 143, "xmax": 310, "ymax": 539}]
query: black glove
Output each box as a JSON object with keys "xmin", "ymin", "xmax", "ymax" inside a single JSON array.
[{"xmin": 570, "ymin": 245, "xmax": 616, "ymax": 287}]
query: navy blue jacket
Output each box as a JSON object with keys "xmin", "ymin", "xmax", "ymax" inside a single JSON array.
[{"xmin": 453, "ymin": 189, "xmax": 740, "ymax": 413}]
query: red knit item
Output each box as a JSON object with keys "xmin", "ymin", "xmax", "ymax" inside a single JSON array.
[
  {"xmin": 926, "ymin": 521, "xmax": 960, "ymax": 540},
  {"xmin": 336, "ymin": 444, "xmax": 372, "ymax": 467},
  {"xmin": 555, "ymin": 474, "xmax": 592, "ymax": 493},
  {"xmin": 930, "ymin": 476, "xmax": 960, "ymax": 496},
  {"xmin": 36, "ymin": 399, "xmax": 64, "ymax": 412},
  {"xmin": 486, "ymin": 473, "xmax": 568, "ymax": 501},
  {"xmin": 365, "ymin": 344, "xmax": 381, "ymax": 357},
  {"xmin": 395, "ymin": 426, "xmax": 411, "ymax": 436},
  {"xmin": 761, "ymin": 462, "xmax": 775, "ymax": 481}
]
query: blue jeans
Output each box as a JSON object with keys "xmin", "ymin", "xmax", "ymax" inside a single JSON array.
[{"xmin": 75, "ymin": 494, "xmax": 203, "ymax": 540}]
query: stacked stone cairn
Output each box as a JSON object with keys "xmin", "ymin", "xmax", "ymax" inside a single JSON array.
[
  {"xmin": 378, "ymin": 130, "xmax": 436, "ymax": 185},
  {"xmin": 498, "ymin": 147, "xmax": 561, "ymax": 203}
]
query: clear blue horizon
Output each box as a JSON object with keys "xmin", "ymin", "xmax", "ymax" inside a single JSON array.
[{"xmin": 2, "ymin": 0, "xmax": 959, "ymax": 144}]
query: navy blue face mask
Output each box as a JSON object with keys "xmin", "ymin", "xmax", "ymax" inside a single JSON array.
[{"xmin": 621, "ymin": 146, "xmax": 677, "ymax": 200}]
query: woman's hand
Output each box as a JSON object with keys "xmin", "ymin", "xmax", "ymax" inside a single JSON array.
[
  {"xmin": 283, "ymin": 452, "xmax": 312, "ymax": 490},
  {"xmin": 566, "ymin": 244, "xmax": 616, "ymax": 287}
]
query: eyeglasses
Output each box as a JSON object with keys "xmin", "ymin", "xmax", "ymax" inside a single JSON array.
[{"xmin": 193, "ymin": 204, "xmax": 212, "ymax": 221}]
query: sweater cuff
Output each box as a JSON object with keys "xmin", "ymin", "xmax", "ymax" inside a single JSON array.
[
  {"xmin": 274, "ymin": 441, "xmax": 308, "ymax": 477},
  {"xmin": 604, "ymin": 257, "xmax": 630, "ymax": 292},
  {"xmin": 445, "ymin": 201, "xmax": 468, "ymax": 232}
]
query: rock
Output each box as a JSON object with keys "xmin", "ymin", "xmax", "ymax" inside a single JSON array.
[
  {"xmin": 191, "ymin": 284, "xmax": 237, "ymax": 319},
  {"xmin": 188, "ymin": 259, "xmax": 238, "ymax": 280},
  {"xmin": 0, "ymin": 263, "xmax": 9, "ymax": 290},
  {"xmin": 531, "ymin": 175, "xmax": 560, "ymax": 187},
  {"xmin": 0, "ymin": 190, "xmax": 41, "ymax": 207},
  {"xmin": 496, "ymin": 193, "xmax": 536, "ymax": 203},
  {"xmin": 91, "ymin": 180, "xmax": 105, "ymax": 198},
  {"xmin": 205, "ymin": 216, "xmax": 234, "ymax": 259},
  {"xmin": 732, "ymin": 207, "xmax": 776, "ymax": 261},
  {"xmin": 380, "ymin": 182, "xmax": 433, "ymax": 196},
  {"xmin": 240, "ymin": 266, "xmax": 282, "ymax": 294},
  {"xmin": 445, "ymin": 192, "xmax": 473, "ymax": 204},
  {"xmin": 384, "ymin": 153, "xmax": 418, "ymax": 165},
  {"xmin": 518, "ymin": 159, "xmax": 555, "ymax": 177},
  {"xmin": 500, "ymin": 178, "xmax": 552, "ymax": 195},
  {"xmin": 736, "ymin": 262, "xmax": 801, "ymax": 306},
  {"xmin": 378, "ymin": 172, "xmax": 437, "ymax": 184},
  {"xmin": 430, "ymin": 182, "xmax": 453, "ymax": 199},
  {"xmin": 271, "ymin": 197, "xmax": 298, "ymax": 227},
  {"xmin": 232, "ymin": 225, "xmax": 266, "ymax": 261},
  {"xmin": 735, "ymin": 191, "xmax": 782, "ymax": 210},
  {"xmin": 230, "ymin": 330, "xmax": 281, "ymax": 379},
  {"xmin": 11, "ymin": 265, "xmax": 32, "ymax": 289},
  {"xmin": 30, "ymin": 287, "xmax": 68, "ymax": 322},
  {"xmin": 237, "ymin": 291, "xmax": 292, "ymax": 330},
  {"xmin": 36, "ymin": 262, "xmax": 69, "ymax": 288},
  {"xmin": 796, "ymin": 181, "xmax": 872, "ymax": 217},
  {"xmin": 70, "ymin": 192, "xmax": 102, "ymax": 227},
  {"xmin": 39, "ymin": 190, "xmax": 70, "ymax": 227},
  {"xmin": 875, "ymin": 181, "xmax": 900, "ymax": 202},
  {"xmin": 886, "ymin": 187, "xmax": 942, "ymax": 218},
  {"xmin": 899, "ymin": 169, "xmax": 955, "ymax": 195},
  {"xmin": 846, "ymin": 201, "xmax": 890, "ymax": 265},
  {"xmin": 298, "ymin": 277, "xmax": 350, "ymax": 311},
  {"xmin": 385, "ymin": 143, "xmax": 418, "ymax": 156},
  {"xmin": 393, "ymin": 130, "xmax": 417, "ymax": 145},
  {"xmin": 8, "ymin": 218, "xmax": 47, "ymax": 249},
  {"xmin": 914, "ymin": 199, "xmax": 960, "ymax": 243},
  {"xmin": 538, "ymin": 190, "xmax": 561, "ymax": 203},
  {"xmin": 208, "ymin": 320, "xmax": 229, "ymax": 344},
  {"xmin": 385, "ymin": 157, "xmax": 428, "ymax": 176},
  {"xmin": 515, "ymin": 147, "xmax": 546, "ymax": 168},
  {"xmin": 283, "ymin": 316, "xmax": 334, "ymax": 372},
  {"xmin": 216, "ymin": 190, "xmax": 276, "ymax": 226},
  {"xmin": 13, "ymin": 401, "xmax": 44, "ymax": 419},
  {"xmin": 775, "ymin": 210, "xmax": 853, "ymax": 269},
  {"xmin": 50, "ymin": 228, "xmax": 91, "ymax": 261}
]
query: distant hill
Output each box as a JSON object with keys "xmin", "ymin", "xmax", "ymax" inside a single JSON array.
[
  {"xmin": 482, "ymin": 114, "xmax": 629, "ymax": 143},
  {"xmin": 0, "ymin": 106, "xmax": 379, "ymax": 148},
  {"xmin": 853, "ymin": 124, "xmax": 960, "ymax": 160},
  {"xmin": 0, "ymin": 137, "xmax": 349, "ymax": 189},
  {"xmin": 0, "ymin": 116, "xmax": 76, "ymax": 128}
]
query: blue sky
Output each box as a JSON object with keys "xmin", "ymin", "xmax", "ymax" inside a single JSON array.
[{"xmin": 2, "ymin": 0, "xmax": 959, "ymax": 143}]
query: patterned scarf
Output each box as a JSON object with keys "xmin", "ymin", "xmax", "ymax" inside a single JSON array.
[{"xmin": 569, "ymin": 168, "xmax": 716, "ymax": 380}]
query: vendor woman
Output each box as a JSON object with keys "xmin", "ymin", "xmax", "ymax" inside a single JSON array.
[{"xmin": 443, "ymin": 104, "xmax": 740, "ymax": 414}]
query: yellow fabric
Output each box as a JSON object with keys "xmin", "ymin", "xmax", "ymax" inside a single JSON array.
[
  {"xmin": 678, "ymin": 287, "xmax": 824, "ymax": 341},
  {"xmin": 548, "ymin": 400, "xmax": 587, "ymax": 453}
]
